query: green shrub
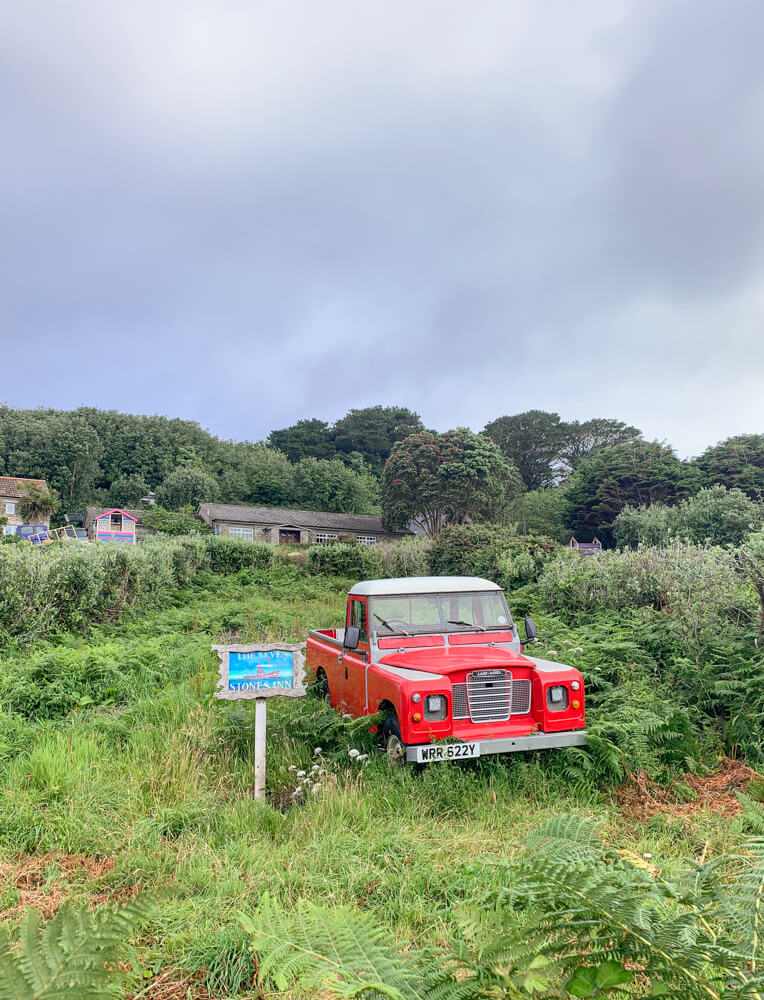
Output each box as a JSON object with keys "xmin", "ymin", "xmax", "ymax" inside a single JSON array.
[
  {"xmin": 378, "ymin": 537, "xmax": 432, "ymax": 578},
  {"xmin": 0, "ymin": 536, "xmax": 207, "ymax": 643},
  {"xmin": 0, "ymin": 533, "xmax": 27, "ymax": 545},
  {"xmin": 538, "ymin": 543, "xmax": 753, "ymax": 665},
  {"xmin": 142, "ymin": 504, "xmax": 210, "ymax": 535},
  {"xmin": 430, "ymin": 524, "xmax": 558, "ymax": 584},
  {"xmin": 307, "ymin": 542, "xmax": 383, "ymax": 578},
  {"xmin": 614, "ymin": 485, "xmax": 762, "ymax": 549},
  {"xmin": 203, "ymin": 536, "xmax": 273, "ymax": 574}
]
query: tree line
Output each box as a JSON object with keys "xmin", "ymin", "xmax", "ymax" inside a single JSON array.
[{"xmin": 0, "ymin": 404, "xmax": 762, "ymax": 544}]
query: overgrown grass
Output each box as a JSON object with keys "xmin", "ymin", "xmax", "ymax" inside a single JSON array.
[{"xmin": 0, "ymin": 562, "xmax": 756, "ymax": 996}]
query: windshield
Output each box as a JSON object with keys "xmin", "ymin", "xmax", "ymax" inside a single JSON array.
[{"xmin": 370, "ymin": 591, "xmax": 513, "ymax": 636}]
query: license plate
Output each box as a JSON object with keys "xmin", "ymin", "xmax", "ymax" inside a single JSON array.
[{"xmin": 414, "ymin": 742, "xmax": 480, "ymax": 763}]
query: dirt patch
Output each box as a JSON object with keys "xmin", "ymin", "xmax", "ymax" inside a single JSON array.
[
  {"xmin": 617, "ymin": 757, "xmax": 759, "ymax": 822},
  {"xmin": 0, "ymin": 851, "xmax": 134, "ymax": 920},
  {"xmin": 125, "ymin": 968, "xmax": 212, "ymax": 1000}
]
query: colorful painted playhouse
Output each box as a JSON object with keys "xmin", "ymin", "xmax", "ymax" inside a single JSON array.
[{"xmin": 94, "ymin": 508, "xmax": 137, "ymax": 543}]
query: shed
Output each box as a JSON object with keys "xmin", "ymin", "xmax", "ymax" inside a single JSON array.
[
  {"xmin": 91, "ymin": 508, "xmax": 138, "ymax": 543},
  {"xmin": 569, "ymin": 537, "xmax": 603, "ymax": 556},
  {"xmin": 84, "ymin": 507, "xmax": 152, "ymax": 542}
]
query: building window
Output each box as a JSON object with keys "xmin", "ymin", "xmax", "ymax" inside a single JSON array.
[
  {"xmin": 356, "ymin": 535, "xmax": 377, "ymax": 546},
  {"xmin": 315, "ymin": 532, "xmax": 338, "ymax": 544},
  {"xmin": 229, "ymin": 526, "xmax": 254, "ymax": 540},
  {"xmin": 5, "ymin": 502, "xmax": 15, "ymax": 515},
  {"xmin": 3, "ymin": 525, "xmax": 16, "ymax": 535}
]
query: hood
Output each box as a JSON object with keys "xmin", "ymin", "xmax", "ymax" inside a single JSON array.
[{"xmin": 377, "ymin": 645, "xmax": 532, "ymax": 676}]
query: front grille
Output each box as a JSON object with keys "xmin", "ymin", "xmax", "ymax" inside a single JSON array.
[
  {"xmin": 452, "ymin": 683, "xmax": 468, "ymax": 718},
  {"xmin": 511, "ymin": 678, "xmax": 532, "ymax": 714},
  {"xmin": 466, "ymin": 670, "xmax": 512, "ymax": 722},
  {"xmin": 452, "ymin": 674, "xmax": 531, "ymax": 721}
]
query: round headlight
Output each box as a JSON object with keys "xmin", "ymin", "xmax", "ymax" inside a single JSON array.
[
  {"xmin": 571, "ymin": 681, "xmax": 580, "ymax": 691},
  {"xmin": 412, "ymin": 693, "xmax": 422, "ymax": 703}
]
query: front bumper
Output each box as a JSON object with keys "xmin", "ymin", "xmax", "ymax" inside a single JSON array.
[{"xmin": 404, "ymin": 729, "xmax": 588, "ymax": 763}]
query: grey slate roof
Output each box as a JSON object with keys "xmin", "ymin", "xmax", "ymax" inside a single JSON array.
[
  {"xmin": 197, "ymin": 502, "xmax": 406, "ymax": 535},
  {"xmin": 0, "ymin": 476, "xmax": 48, "ymax": 498}
]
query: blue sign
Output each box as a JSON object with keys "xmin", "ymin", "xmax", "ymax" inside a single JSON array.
[
  {"xmin": 213, "ymin": 642, "xmax": 306, "ymax": 701},
  {"xmin": 228, "ymin": 649, "xmax": 295, "ymax": 692}
]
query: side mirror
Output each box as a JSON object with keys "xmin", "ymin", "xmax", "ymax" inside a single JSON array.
[
  {"xmin": 343, "ymin": 625, "xmax": 361, "ymax": 650},
  {"xmin": 524, "ymin": 616, "xmax": 537, "ymax": 643}
]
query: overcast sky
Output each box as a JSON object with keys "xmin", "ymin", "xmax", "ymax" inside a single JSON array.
[{"xmin": 2, "ymin": 1, "xmax": 763, "ymax": 459}]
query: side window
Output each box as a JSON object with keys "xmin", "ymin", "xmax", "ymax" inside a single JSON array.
[{"xmin": 348, "ymin": 599, "xmax": 368, "ymax": 644}]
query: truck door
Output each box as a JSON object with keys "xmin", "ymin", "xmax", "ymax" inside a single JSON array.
[{"xmin": 342, "ymin": 597, "xmax": 370, "ymax": 715}]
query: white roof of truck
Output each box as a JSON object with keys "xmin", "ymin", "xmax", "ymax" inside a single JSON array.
[{"xmin": 349, "ymin": 576, "xmax": 501, "ymax": 596}]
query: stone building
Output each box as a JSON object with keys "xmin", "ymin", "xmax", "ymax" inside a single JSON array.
[
  {"xmin": 0, "ymin": 476, "xmax": 50, "ymax": 535},
  {"xmin": 196, "ymin": 503, "xmax": 409, "ymax": 546}
]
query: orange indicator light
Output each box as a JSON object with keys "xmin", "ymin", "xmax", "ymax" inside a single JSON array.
[
  {"xmin": 572, "ymin": 699, "xmax": 581, "ymax": 710},
  {"xmin": 412, "ymin": 712, "xmax": 422, "ymax": 723}
]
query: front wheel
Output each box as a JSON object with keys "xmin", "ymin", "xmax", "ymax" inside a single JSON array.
[{"xmin": 381, "ymin": 714, "xmax": 407, "ymax": 764}]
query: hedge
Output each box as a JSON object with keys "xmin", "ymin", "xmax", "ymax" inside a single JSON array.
[
  {"xmin": 429, "ymin": 524, "xmax": 558, "ymax": 586},
  {"xmin": 307, "ymin": 542, "xmax": 383, "ymax": 578}
]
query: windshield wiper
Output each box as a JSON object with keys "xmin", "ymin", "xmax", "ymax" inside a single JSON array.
[
  {"xmin": 374, "ymin": 613, "xmax": 410, "ymax": 636},
  {"xmin": 447, "ymin": 619, "xmax": 486, "ymax": 631}
]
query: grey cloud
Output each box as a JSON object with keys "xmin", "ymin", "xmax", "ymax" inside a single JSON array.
[{"xmin": 1, "ymin": 1, "xmax": 763, "ymax": 455}]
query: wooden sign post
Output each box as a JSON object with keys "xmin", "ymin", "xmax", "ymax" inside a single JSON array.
[{"xmin": 213, "ymin": 642, "xmax": 306, "ymax": 800}]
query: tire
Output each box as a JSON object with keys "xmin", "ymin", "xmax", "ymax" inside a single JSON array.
[
  {"xmin": 310, "ymin": 669, "xmax": 331, "ymax": 705},
  {"xmin": 381, "ymin": 714, "xmax": 407, "ymax": 764}
]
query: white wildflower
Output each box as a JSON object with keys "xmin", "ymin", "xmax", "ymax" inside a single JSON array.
[
  {"xmin": 356, "ymin": 754, "xmax": 369, "ymax": 762},
  {"xmin": 546, "ymin": 650, "xmax": 559, "ymax": 657},
  {"xmin": 643, "ymin": 853, "xmax": 653, "ymax": 860},
  {"xmin": 296, "ymin": 770, "xmax": 306, "ymax": 778},
  {"xmin": 313, "ymin": 747, "xmax": 322, "ymax": 756},
  {"xmin": 288, "ymin": 765, "xmax": 297, "ymax": 772},
  {"xmin": 312, "ymin": 784, "xmax": 321, "ymax": 794},
  {"xmin": 348, "ymin": 748, "xmax": 360, "ymax": 759}
]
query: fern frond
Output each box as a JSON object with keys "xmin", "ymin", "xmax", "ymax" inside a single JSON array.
[
  {"xmin": 242, "ymin": 894, "xmax": 475, "ymax": 1000},
  {"xmin": 0, "ymin": 895, "xmax": 153, "ymax": 1000}
]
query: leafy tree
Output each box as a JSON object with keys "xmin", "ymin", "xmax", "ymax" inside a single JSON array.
[
  {"xmin": 155, "ymin": 467, "xmax": 219, "ymax": 510},
  {"xmin": 107, "ymin": 473, "xmax": 152, "ymax": 508},
  {"xmin": 333, "ymin": 406, "xmax": 425, "ymax": 472},
  {"xmin": 142, "ymin": 504, "xmax": 209, "ymax": 535},
  {"xmin": 564, "ymin": 440, "xmax": 687, "ymax": 546},
  {"xmin": 75, "ymin": 407, "xmax": 228, "ymax": 489},
  {"xmin": 381, "ymin": 429, "xmax": 523, "ymax": 537},
  {"xmin": 613, "ymin": 502, "xmax": 677, "ymax": 548},
  {"xmin": 559, "ymin": 418, "xmax": 642, "ymax": 472},
  {"xmin": 510, "ymin": 488, "xmax": 569, "ymax": 541},
  {"xmin": 0, "ymin": 407, "xmax": 103, "ymax": 507},
  {"xmin": 229, "ymin": 444, "xmax": 296, "ymax": 507},
  {"xmin": 267, "ymin": 418, "xmax": 335, "ymax": 462},
  {"xmin": 18, "ymin": 483, "xmax": 60, "ymax": 523},
  {"xmin": 691, "ymin": 433, "xmax": 764, "ymax": 499},
  {"xmin": 614, "ymin": 486, "xmax": 761, "ymax": 549},
  {"xmin": 292, "ymin": 457, "xmax": 380, "ymax": 514},
  {"xmin": 482, "ymin": 410, "xmax": 561, "ymax": 489},
  {"xmin": 676, "ymin": 484, "xmax": 761, "ymax": 546}
]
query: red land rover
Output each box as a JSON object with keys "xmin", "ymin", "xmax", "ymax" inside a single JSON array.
[{"xmin": 306, "ymin": 576, "xmax": 587, "ymax": 763}]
